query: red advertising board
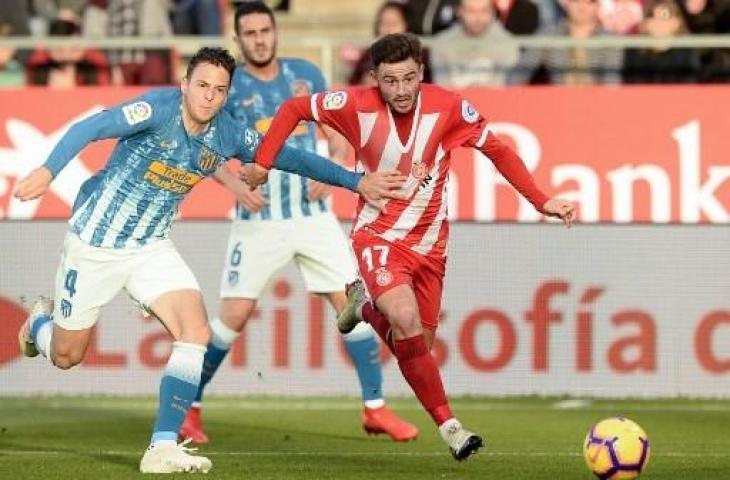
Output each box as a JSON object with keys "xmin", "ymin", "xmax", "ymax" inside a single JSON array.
[{"xmin": 1, "ymin": 86, "xmax": 728, "ymax": 222}]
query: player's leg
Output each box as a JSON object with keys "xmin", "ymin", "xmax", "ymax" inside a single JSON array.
[
  {"xmin": 126, "ymin": 240, "xmax": 211, "ymax": 473},
  {"xmin": 182, "ymin": 220, "xmax": 291, "ymax": 443},
  {"xmin": 19, "ymin": 232, "xmax": 124, "ymax": 369},
  {"xmin": 295, "ymin": 214, "xmax": 418, "ymax": 442},
  {"xmin": 412, "ymin": 258, "xmax": 483, "ymax": 461}
]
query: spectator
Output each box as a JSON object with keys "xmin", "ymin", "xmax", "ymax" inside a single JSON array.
[
  {"xmin": 509, "ymin": 0, "xmax": 623, "ymax": 85},
  {"xmin": 0, "ymin": 23, "xmax": 25, "ymax": 87},
  {"xmin": 430, "ymin": 0, "xmax": 519, "ymax": 87},
  {"xmin": 172, "ymin": 0, "xmax": 222, "ymax": 35},
  {"xmin": 538, "ymin": 0, "xmax": 564, "ymax": 28},
  {"xmin": 599, "ymin": 0, "xmax": 645, "ymax": 34},
  {"xmin": 493, "ymin": 0, "xmax": 540, "ymax": 34},
  {"xmin": 678, "ymin": 0, "xmax": 730, "ymax": 81},
  {"xmin": 0, "ymin": 0, "xmax": 31, "ymax": 36},
  {"xmin": 29, "ymin": 0, "xmax": 86, "ymax": 35},
  {"xmin": 107, "ymin": 0, "xmax": 174, "ymax": 85},
  {"xmin": 402, "ymin": 0, "xmax": 460, "ymax": 35},
  {"xmin": 623, "ymin": 0, "xmax": 700, "ymax": 82},
  {"xmin": 348, "ymin": 1, "xmax": 433, "ymax": 85},
  {"xmin": 26, "ymin": 18, "xmax": 111, "ymax": 87}
]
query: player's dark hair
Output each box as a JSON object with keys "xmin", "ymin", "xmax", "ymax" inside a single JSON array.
[
  {"xmin": 369, "ymin": 33, "xmax": 422, "ymax": 69},
  {"xmin": 186, "ymin": 47, "xmax": 236, "ymax": 84},
  {"xmin": 234, "ymin": 1, "xmax": 276, "ymax": 35}
]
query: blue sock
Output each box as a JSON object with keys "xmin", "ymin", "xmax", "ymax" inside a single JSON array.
[
  {"xmin": 195, "ymin": 344, "xmax": 230, "ymax": 403},
  {"xmin": 342, "ymin": 323, "xmax": 383, "ymax": 402},
  {"xmin": 194, "ymin": 318, "xmax": 238, "ymax": 403},
  {"xmin": 151, "ymin": 342, "xmax": 206, "ymax": 444}
]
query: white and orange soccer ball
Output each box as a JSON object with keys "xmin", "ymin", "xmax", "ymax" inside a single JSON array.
[{"xmin": 583, "ymin": 417, "xmax": 650, "ymax": 479}]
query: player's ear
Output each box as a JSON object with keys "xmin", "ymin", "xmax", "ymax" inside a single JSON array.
[
  {"xmin": 368, "ymin": 69, "xmax": 377, "ymax": 83},
  {"xmin": 180, "ymin": 76, "xmax": 188, "ymax": 95}
]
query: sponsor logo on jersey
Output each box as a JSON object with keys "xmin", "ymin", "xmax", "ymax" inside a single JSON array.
[
  {"xmin": 198, "ymin": 146, "xmax": 223, "ymax": 173},
  {"xmin": 323, "ymin": 91, "xmax": 347, "ymax": 110},
  {"xmin": 375, "ymin": 267, "xmax": 393, "ymax": 287},
  {"xmin": 290, "ymin": 80, "xmax": 311, "ymax": 98},
  {"xmin": 122, "ymin": 101, "xmax": 152, "ymax": 125},
  {"xmin": 143, "ymin": 160, "xmax": 202, "ymax": 194},
  {"xmin": 242, "ymin": 95, "xmax": 260, "ymax": 108},
  {"xmin": 160, "ymin": 139, "xmax": 177, "ymax": 150},
  {"xmin": 461, "ymin": 99, "xmax": 479, "ymax": 123}
]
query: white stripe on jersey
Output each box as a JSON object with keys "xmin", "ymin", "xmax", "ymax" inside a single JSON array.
[
  {"xmin": 78, "ymin": 175, "xmax": 123, "ymax": 243},
  {"xmin": 357, "ymin": 112, "xmax": 378, "ymax": 148},
  {"xmin": 288, "ymin": 170, "xmax": 305, "ymax": 218},
  {"xmin": 413, "ymin": 170, "xmax": 449, "ymax": 255},
  {"xmin": 381, "ymin": 139, "xmax": 444, "ymax": 244},
  {"xmin": 385, "ymin": 94, "xmax": 421, "ymax": 153},
  {"xmin": 267, "ymin": 169, "xmax": 283, "ymax": 220},
  {"xmin": 310, "ymin": 93, "xmax": 320, "ymax": 122},
  {"xmin": 106, "ymin": 194, "xmax": 139, "ymax": 246},
  {"xmin": 127, "ymin": 199, "xmax": 166, "ymax": 247},
  {"xmin": 476, "ymin": 125, "xmax": 491, "ymax": 148}
]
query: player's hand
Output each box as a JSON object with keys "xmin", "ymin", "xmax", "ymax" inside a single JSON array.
[
  {"xmin": 542, "ymin": 197, "xmax": 577, "ymax": 228},
  {"xmin": 14, "ymin": 167, "xmax": 53, "ymax": 201},
  {"xmin": 307, "ymin": 180, "xmax": 331, "ymax": 201},
  {"xmin": 232, "ymin": 183, "xmax": 268, "ymax": 213},
  {"xmin": 241, "ymin": 163, "xmax": 270, "ymax": 190},
  {"xmin": 356, "ymin": 170, "xmax": 408, "ymax": 212}
]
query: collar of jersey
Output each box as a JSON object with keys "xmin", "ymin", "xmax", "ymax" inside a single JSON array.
[{"xmin": 386, "ymin": 92, "xmax": 422, "ymax": 153}]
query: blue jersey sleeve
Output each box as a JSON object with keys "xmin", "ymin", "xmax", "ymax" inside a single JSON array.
[
  {"xmin": 234, "ymin": 125, "xmax": 362, "ymax": 192},
  {"xmin": 43, "ymin": 91, "xmax": 169, "ymax": 178}
]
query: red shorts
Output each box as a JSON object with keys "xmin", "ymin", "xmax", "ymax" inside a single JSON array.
[{"xmin": 351, "ymin": 229, "xmax": 446, "ymax": 330}]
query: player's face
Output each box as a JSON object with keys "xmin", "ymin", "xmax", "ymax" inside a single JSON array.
[
  {"xmin": 373, "ymin": 58, "xmax": 423, "ymax": 114},
  {"xmin": 181, "ymin": 62, "xmax": 230, "ymax": 125},
  {"xmin": 235, "ymin": 13, "xmax": 277, "ymax": 68}
]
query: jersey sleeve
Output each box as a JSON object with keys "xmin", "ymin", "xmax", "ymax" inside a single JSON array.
[
  {"xmin": 43, "ymin": 92, "xmax": 166, "ymax": 177},
  {"xmin": 444, "ymin": 95, "xmax": 549, "ymax": 213},
  {"xmin": 308, "ymin": 89, "xmax": 360, "ymax": 142}
]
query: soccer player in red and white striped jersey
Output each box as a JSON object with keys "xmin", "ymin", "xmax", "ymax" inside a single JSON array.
[{"xmin": 249, "ymin": 33, "xmax": 576, "ymax": 461}]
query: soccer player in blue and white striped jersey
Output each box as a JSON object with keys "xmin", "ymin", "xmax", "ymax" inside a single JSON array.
[
  {"xmin": 14, "ymin": 46, "xmax": 406, "ymax": 474},
  {"xmin": 180, "ymin": 2, "xmax": 418, "ymax": 444}
]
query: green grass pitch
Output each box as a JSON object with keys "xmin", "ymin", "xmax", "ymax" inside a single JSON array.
[{"xmin": 1, "ymin": 396, "xmax": 729, "ymax": 479}]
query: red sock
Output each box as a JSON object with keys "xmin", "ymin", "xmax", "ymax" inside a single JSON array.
[
  {"xmin": 393, "ymin": 335, "xmax": 453, "ymax": 426},
  {"xmin": 362, "ymin": 302, "xmax": 394, "ymax": 352}
]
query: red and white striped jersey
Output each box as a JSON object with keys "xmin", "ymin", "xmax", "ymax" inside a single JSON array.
[{"xmin": 256, "ymin": 83, "xmax": 549, "ymax": 258}]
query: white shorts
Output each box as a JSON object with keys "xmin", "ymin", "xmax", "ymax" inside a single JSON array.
[
  {"xmin": 53, "ymin": 232, "xmax": 200, "ymax": 330},
  {"xmin": 219, "ymin": 213, "xmax": 358, "ymax": 299}
]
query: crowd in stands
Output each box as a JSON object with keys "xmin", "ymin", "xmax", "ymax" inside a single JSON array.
[{"xmin": 0, "ymin": 0, "xmax": 729, "ymax": 88}]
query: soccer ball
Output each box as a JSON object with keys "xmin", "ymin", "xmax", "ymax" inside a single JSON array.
[{"xmin": 583, "ymin": 417, "xmax": 650, "ymax": 479}]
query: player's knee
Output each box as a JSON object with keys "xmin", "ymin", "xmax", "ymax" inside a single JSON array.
[
  {"xmin": 51, "ymin": 349, "xmax": 83, "ymax": 370},
  {"xmin": 389, "ymin": 305, "xmax": 421, "ymax": 337},
  {"xmin": 188, "ymin": 322, "xmax": 211, "ymax": 345}
]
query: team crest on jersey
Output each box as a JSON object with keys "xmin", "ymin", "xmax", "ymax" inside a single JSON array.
[
  {"xmin": 375, "ymin": 267, "xmax": 393, "ymax": 287},
  {"xmin": 461, "ymin": 99, "xmax": 479, "ymax": 123},
  {"xmin": 411, "ymin": 162, "xmax": 427, "ymax": 180},
  {"xmin": 290, "ymin": 80, "xmax": 311, "ymax": 97},
  {"xmin": 323, "ymin": 91, "xmax": 347, "ymax": 110},
  {"xmin": 122, "ymin": 101, "xmax": 152, "ymax": 125},
  {"xmin": 198, "ymin": 146, "xmax": 223, "ymax": 173}
]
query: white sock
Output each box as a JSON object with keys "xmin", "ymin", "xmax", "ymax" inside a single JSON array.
[
  {"xmin": 341, "ymin": 321, "xmax": 375, "ymax": 341},
  {"xmin": 364, "ymin": 399, "xmax": 385, "ymax": 409},
  {"xmin": 438, "ymin": 418, "xmax": 460, "ymax": 441},
  {"xmin": 209, "ymin": 317, "xmax": 238, "ymax": 350}
]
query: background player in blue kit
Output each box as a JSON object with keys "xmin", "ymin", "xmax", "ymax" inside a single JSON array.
[
  {"xmin": 14, "ymin": 47, "xmax": 406, "ymax": 474},
  {"xmin": 180, "ymin": 2, "xmax": 418, "ymax": 444}
]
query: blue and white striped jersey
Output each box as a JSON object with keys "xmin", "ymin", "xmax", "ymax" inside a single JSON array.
[
  {"xmin": 65, "ymin": 88, "xmax": 258, "ymax": 248},
  {"xmin": 225, "ymin": 59, "xmax": 329, "ymax": 221}
]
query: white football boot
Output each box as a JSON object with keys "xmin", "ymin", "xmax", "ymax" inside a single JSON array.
[
  {"xmin": 139, "ymin": 439, "xmax": 212, "ymax": 474},
  {"xmin": 439, "ymin": 418, "xmax": 484, "ymax": 461},
  {"xmin": 17, "ymin": 296, "xmax": 54, "ymax": 358},
  {"xmin": 337, "ymin": 279, "xmax": 368, "ymax": 334}
]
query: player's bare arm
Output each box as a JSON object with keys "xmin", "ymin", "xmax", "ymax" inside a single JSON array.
[{"xmin": 214, "ymin": 163, "xmax": 267, "ymax": 212}]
